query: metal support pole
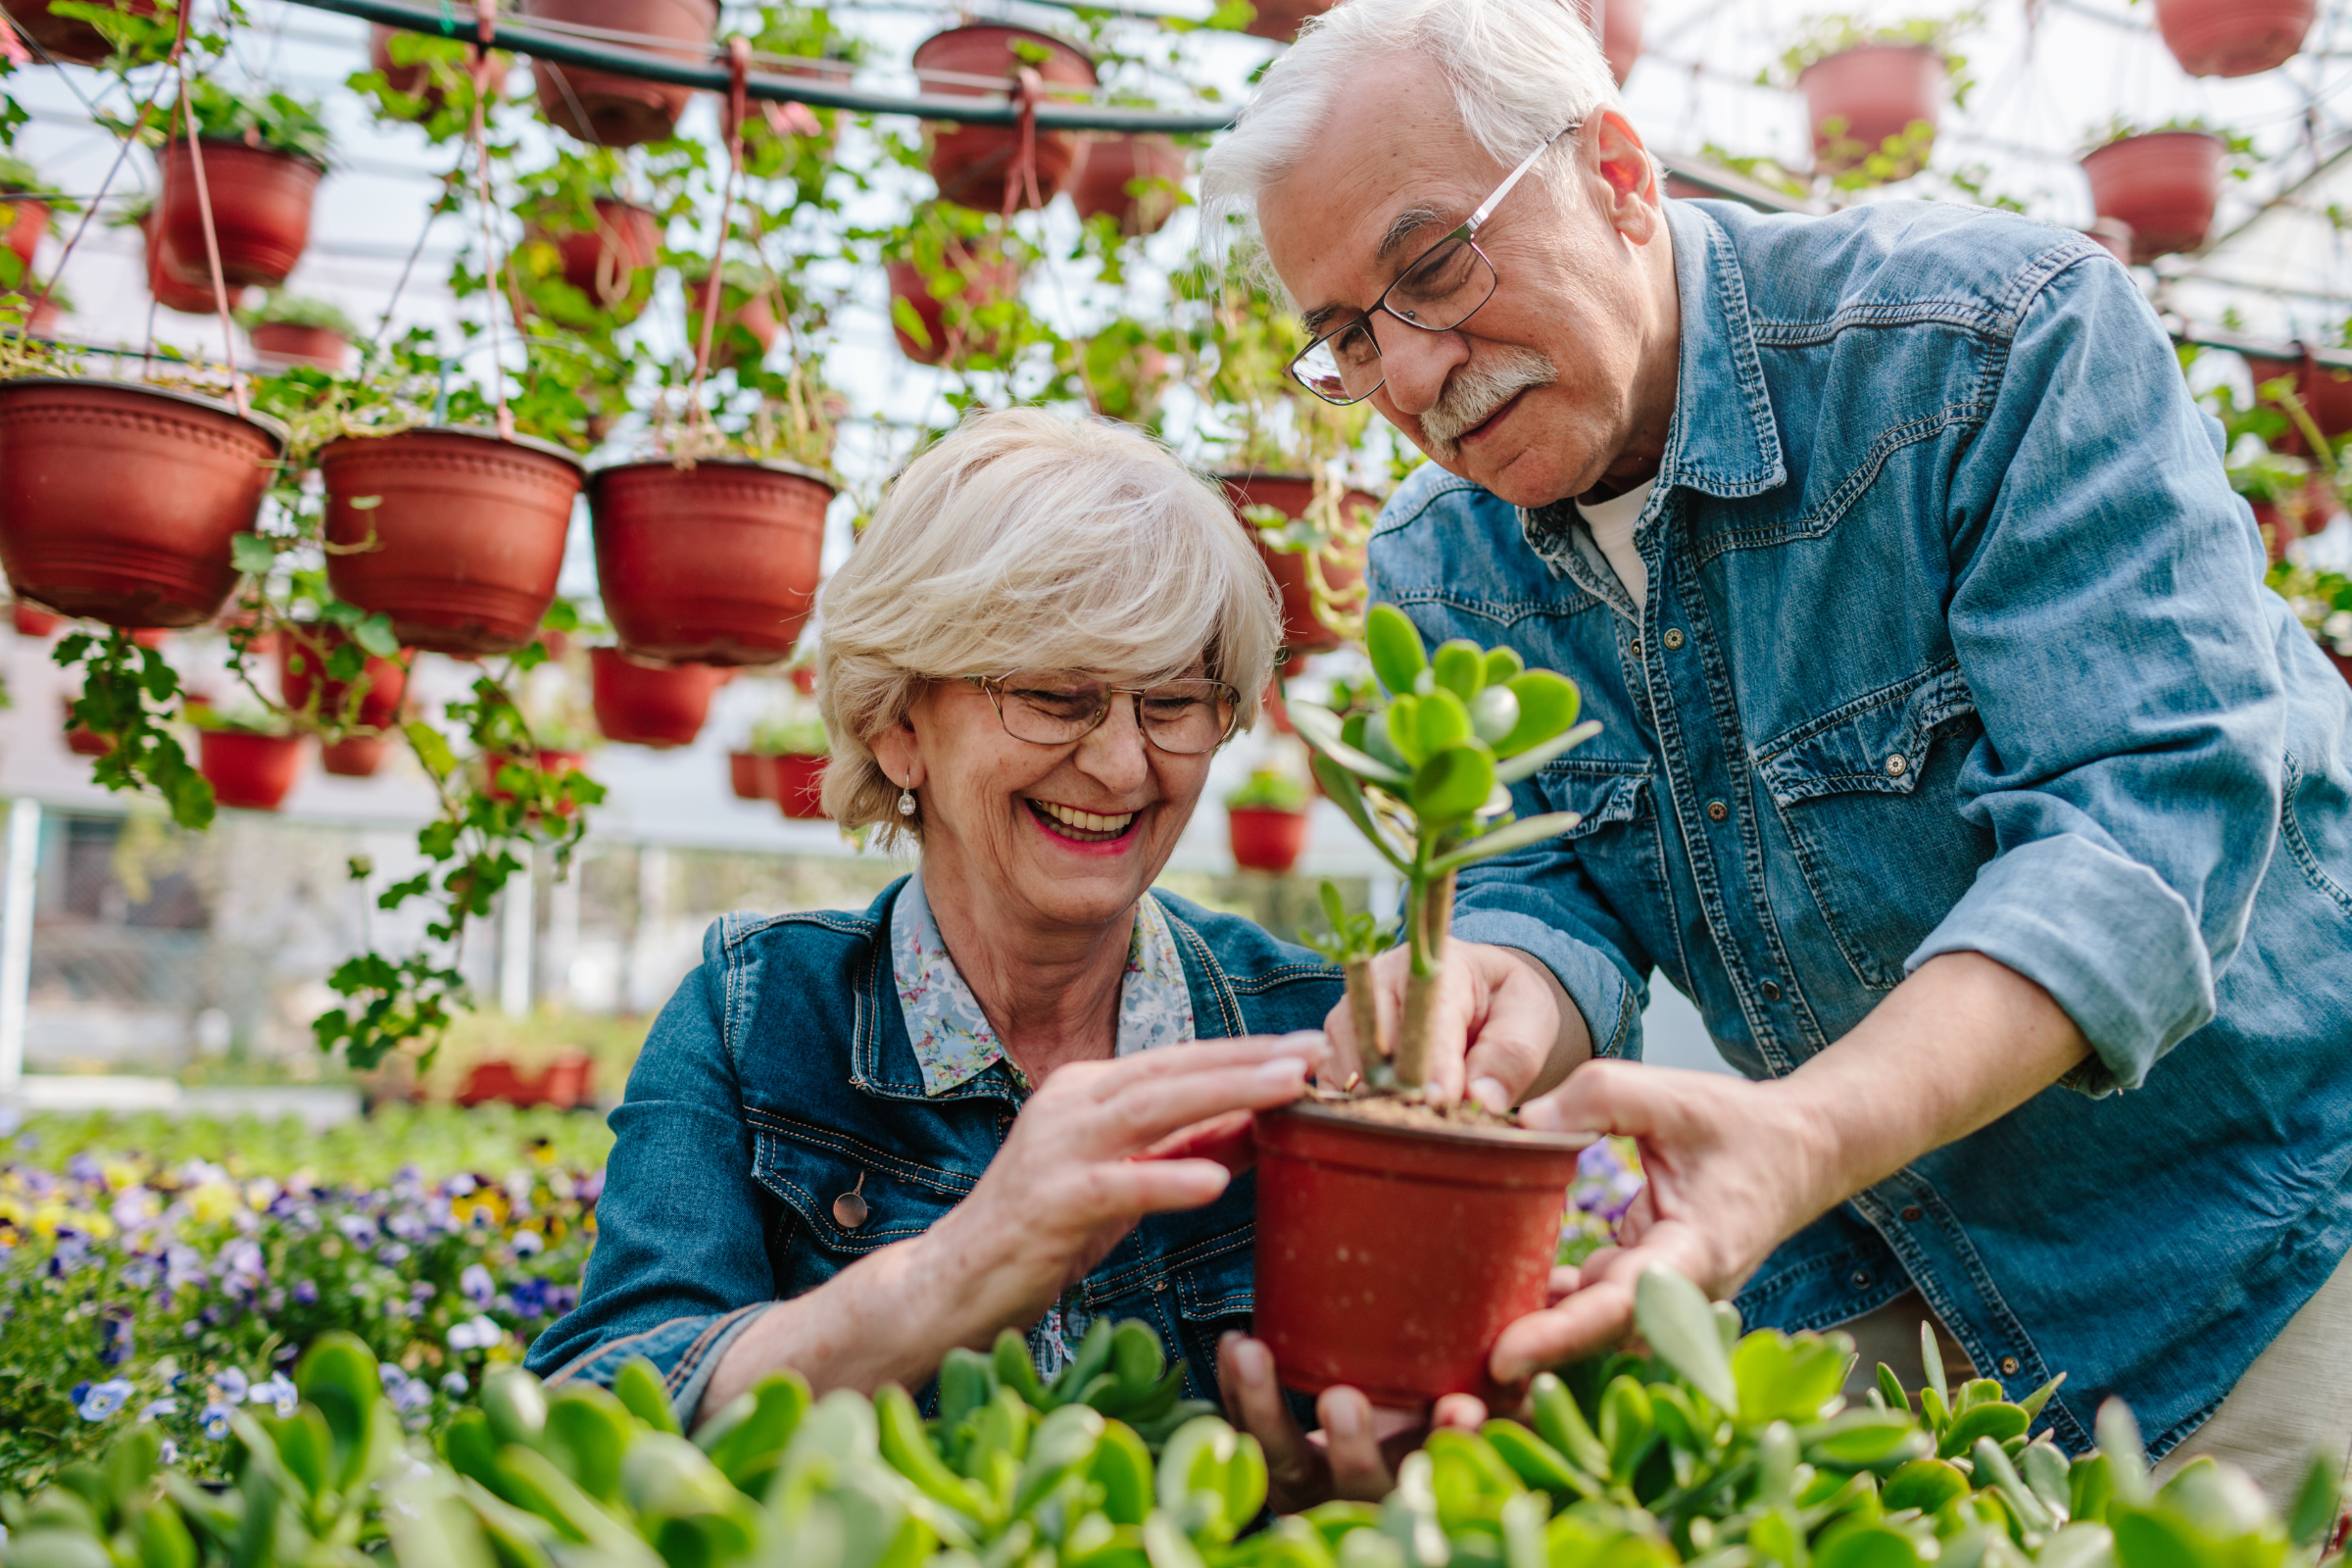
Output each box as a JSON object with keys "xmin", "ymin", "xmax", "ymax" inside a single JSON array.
[
  {"xmin": 499, "ymin": 855, "xmax": 535, "ymax": 1018},
  {"xmin": 0, "ymin": 800, "xmax": 40, "ymax": 1090}
]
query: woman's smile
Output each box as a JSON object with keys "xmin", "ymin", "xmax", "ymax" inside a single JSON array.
[{"xmin": 1025, "ymin": 796, "xmax": 1144, "ymax": 851}]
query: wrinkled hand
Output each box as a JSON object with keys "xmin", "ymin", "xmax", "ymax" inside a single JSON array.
[
  {"xmin": 1490, "ymin": 1060, "xmax": 1834, "ymax": 1383},
  {"xmin": 1322, "ymin": 940, "xmax": 1580, "ymax": 1109},
  {"xmin": 1216, "ymin": 1333, "xmax": 1487, "ymax": 1512},
  {"xmin": 922, "ymin": 1034, "xmax": 1327, "ymax": 1349}
]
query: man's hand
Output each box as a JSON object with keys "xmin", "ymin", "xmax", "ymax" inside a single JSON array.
[
  {"xmin": 1323, "ymin": 940, "xmax": 1590, "ymax": 1108},
  {"xmin": 1216, "ymin": 1333, "xmax": 1487, "ymax": 1512}
]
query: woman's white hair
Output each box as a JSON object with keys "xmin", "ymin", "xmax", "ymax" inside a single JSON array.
[
  {"xmin": 817, "ymin": 407, "xmax": 1281, "ymax": 843},
  {"xmin": 1200, "ymin": 0, "xmax": 1624, "ymax": 300}
]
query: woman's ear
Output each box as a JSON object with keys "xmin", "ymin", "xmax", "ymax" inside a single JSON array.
[{"xmin": 868, "ymin": 716, "xmax": 924, "ymax": 791}]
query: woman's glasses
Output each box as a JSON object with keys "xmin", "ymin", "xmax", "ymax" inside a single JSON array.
[{"xmin": 965, "ymin": 671, "xmax": 1242, "ymax": 755}]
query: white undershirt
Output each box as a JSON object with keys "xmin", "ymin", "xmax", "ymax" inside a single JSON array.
[{"xmin": 1576, "ymin": 477, "xmax": 1656, "ymax": 612}]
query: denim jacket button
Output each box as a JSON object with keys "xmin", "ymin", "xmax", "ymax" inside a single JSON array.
[
  {"xmin": 1629, "ymin": 639, "xmax": 1644, "ymax": 658},
  {"xmin": 1150, "ymin": 1277, "xmax": 1167, "ymax": 1294},
  {"xmin": 1706, "ymin": 800, "xmax": 1730, "ymax": 822},
  {"xmin": 1886, "ymin": 754, "xmax": 1909, "ymax": 778},
  {"xmin": 1662, "ymin": 628, "xmax": 1685, "ymax": 651},
  {"xmin": 2000, "ymin": 1356, "xmax": 2022, "ymax": 1377},
  {"xmin": 1759, "ymin": 980, "xmax": 1783, "ymax": 1002},
  {"xmin": 1901, "ymin": 1204, "xmax": 1924, "ymax": 1222}
]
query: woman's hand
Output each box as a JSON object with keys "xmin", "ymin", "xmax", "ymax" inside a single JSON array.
[
  {"xmin": 1322, "ymin": 940, "xmax": 1588, "ymax": 1109},
  {"xmin": 1217, "ymin": 1333, "xmax": 1487, "ymax": 1512}
]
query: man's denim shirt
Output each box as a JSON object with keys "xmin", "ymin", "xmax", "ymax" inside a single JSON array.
[
  {"xmin": 1375, "ymin": 196, "xmax": 2352, "ymax": 1458},
  {"xmin": 524, "ymin": 880, "xmax": 1342, "ymax": 1424}
]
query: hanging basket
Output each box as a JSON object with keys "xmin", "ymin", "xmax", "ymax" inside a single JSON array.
[
  {"xmin": 277, "ymin": 624, "xmax": 408, "ymax": 730},
  {"xmin": 320, "ymin": 426, "xmax": 585, "ymax": 657},
  {"xmin": 142, "ymin": 211, "xmax": 243, "ymax": 316},
  {"xmin": 887, "ymin": 253, "xmax": 1023, "ymax": 366},
  {"xmin": 1228, "ymin": 807, "xmax": 1307, "ymax": 875},
  {"xmin": 3, "ymin": 197, "xmax": 47, "ymax": 275},
  {"xmin": 320, "ymin": 735, "xmax": 390, "ymax": 777},
  {"xmin": 771, "ymin": 751, "xmax": 828, "ymax": 819},
  {"xmin": 198, "ymin": 729, "xmax": 307, "ymax": 811},
  {"xmin": 2080, "ymin": 132, "xmax": 2223, "ymax": 263},
  {"xmin": 1217, "ymin": 473, "xmax": 1374, "ymax": 657},
  {"xmin": 1797, "ymin": 44, "xmax": 1943, "ymax": 178},
  {"xmin": 1071, "ymin": 135, "xmax": 1187, "ymax": 237},
  {"xmin": 2152, "ymin": 0, "xmax": 2314, "ymax": 77},
  {"xmin": 543, "ymin": 198, "xmax": 660, "ymax": 309},
  {"xmin": 588, "ymin": 646, "xmax": 727, "ymax": 748},
  {"xmin": 590, "ymin": 458, "xmax": 834, "ymax": 666},
  {"xmin": 368, "ymin": 24, "xmax": 511, "ymax": 104},
  {"xmin": 12, "ymin": 602, "xmax": 60, "ymax": 637},
  {"xmin": 1240, "ymin": 0, "xmax": 1334, "ymax": 43},
  {"xmin": 1578, "ymin": 0, "xmax": 1642, "ymax": 85},
  {"xmin": 521, "ymin": 0, "xmax": 714, "ymax": 147},
  {"xmin": 728, "ymin": 750, "xmax": 777, "ymax": 801},
  {"xmin": 159, "ymin": 140, "xmax": 322, "ymax": 290},
  {"xmin": 0, "ymin": 379, "xmax": 284, "ymax": 628},
  {"xmin": 250, "ymin": 321, "xmax": 352, "ymax": 372},
  {"xmin": 2241, "ymin": 348, "xmax": 2352, "ymax": 444},
  {"xmin": 911, "ymin": 24, "xmax": 1097, "ymax": 213},
  {"xmin": 683, "ymin": 273, "xmax": 779, "ymax": 371},
  {"xmin": 8, "ymin": 0, "xmax": 160, "ymax": 66}
]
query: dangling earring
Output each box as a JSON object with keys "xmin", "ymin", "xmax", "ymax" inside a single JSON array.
[{"xmin": 898, "ymin": 787, "xmax": 916, "ymax": 817}]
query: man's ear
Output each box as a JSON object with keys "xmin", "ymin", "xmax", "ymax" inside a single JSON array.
[{"xmin": 1590, "ymin": 110, "xmax": 1662, "ymax": 243}]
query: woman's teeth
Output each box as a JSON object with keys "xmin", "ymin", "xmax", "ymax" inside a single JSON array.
[{"xmin": 1028, "ymin": 799, "xmax": 1136, "ymax": 841}]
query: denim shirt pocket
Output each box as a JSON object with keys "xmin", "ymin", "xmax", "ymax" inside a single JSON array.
[
  {"xmin": 1752, "ymin": 664, "xmax": 1996, "ymax": 990},
  {"xmin": 745, "ymin": 1109, "xmax": 967, "ymax": 1301},
  {"xmin": 1530, "ymin": 760, "xmax": 1668, "ymax": 902},
  {"xmin": 1079, "ymin": 1205, "xmax": 1256, "ymax": 1401}
]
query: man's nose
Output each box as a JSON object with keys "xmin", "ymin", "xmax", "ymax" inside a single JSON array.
[{"xmin": 1375, "ymin": 323, "xmax": 1473, "ymax": 418}]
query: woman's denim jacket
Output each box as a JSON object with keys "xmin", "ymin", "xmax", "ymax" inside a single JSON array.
[
  {"xmin": 1373, "ymin": 195, "xmax": 2352, "ymax": 1459},
  {"xmin": 525, "ymin": 880, "xmax": 1342, "ymax": 1425}
]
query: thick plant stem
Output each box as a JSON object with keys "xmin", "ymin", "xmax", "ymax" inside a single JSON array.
[
  {"xmin": 1394, "ymin": 871, "xmax": 1456, "ymax": 1092},
  {"xmin": 1344, "ymin": 957, "xmax": 1383, "ymax": 1076}
]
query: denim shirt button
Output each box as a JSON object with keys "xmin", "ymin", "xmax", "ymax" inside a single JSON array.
[
  {"xmin": 1759, "ymin": 980, "xmax": 1783, "ymax": 1002},
  {"xmin": 1629, "ymin": 639, "xmax": 1644, "ymax": 658},
  {"xmin": 1849, "ymin": 1269, "xmax": 1873, "ymax": 1291},
  {"xmin": 1662, "ymin": 628, "xmax": 1685, "ymax": 651},
  {"xmin": 1150, "ymin": 1277, "xmax": 1167, "ymax": 1294},
  {"xmin": 2000, "ymin": 1356, "xmax": 2021, "ymax": 1376},
  {"xmin": 1886, "ymin": 754, "xmax": 1910, "ymax": 778},
  {"xmin": 1901, "ymin": 1205, "xmax": 1924, "ymax": 1222},
  {"xmin": 1706, "ymin": 800, "xmax": 1730, "ymax": 822}
]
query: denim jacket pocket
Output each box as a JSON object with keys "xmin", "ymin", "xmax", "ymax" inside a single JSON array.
[
  {"xmin": 1752, "ymin": 665, "xmax": 1995, "ymax": 990},
  {"xmin": 1531, "ymin": 760, "xmax": 1668, "ymax": 901},
  {"xmin": 747, "ymin": 1110, "xmax": 966, "ymax": 1298}
]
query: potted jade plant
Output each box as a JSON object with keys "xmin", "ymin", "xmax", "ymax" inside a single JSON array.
[
  {"xmin": 520, "ymin": 0, "xmax": 714, "ymax": 146},
  {"xmin": 2154, "ymin": 0, "xmax": 2314, "ymax": 78},
  {"xmin": 159, "ymin": 82, "xmax": 331, "ymax": 289},
  {"xmin": 1779, "ymin": 16, "xmax": 1968, "ymax": 183},
  {"xmin": 910, "ymin": 24, "xmax": 1097, "ymax": 212},
  {"xmin": 191, "ymin": 705, "xmax": 307, "ymax": 811},
  {"xmin": 587, "ymin": 646, "xmax": 729, "ymax": 748},
  {"xmin": 242, "ymin": 294, "xmax": 358, "ymax": 371},
  {"xmin": 756, "ymin": 711, "xmax": 830, "ymax": 820},
  {"xmin": 1226, "ymin": 766, "xmax": 1310, "ymax": 874},
  {"xmin": 2080, "ymin": 118, "xmax": 2241, "ymax": 263},
  {"xmin": 1258, "ymin": 604, "xmax": 1602, "ymax": 1404}
]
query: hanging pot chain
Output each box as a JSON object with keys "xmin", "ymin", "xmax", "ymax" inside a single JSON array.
[
  {"xmin": 684, "ymin": 35, "xmax": 752, "ymax": 417},
  {"xmin": 469, "ymin": 0, "xmax": 513, "ymax": 441},
  {"xmin": 172, "ymin": 0, "xmax": 246, "ymax": 416}
]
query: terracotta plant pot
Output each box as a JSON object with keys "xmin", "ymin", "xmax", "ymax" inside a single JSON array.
[
  {"xmin": 729, "ymin": 750, "xmax": 776, "ymax": 801},
  {"xmin": 1217, "ymin": 473, "xmax": 1375, "ymax": 656},
  {"xmin": 911, "ymin": 25, "xmax": 1097, "ymax": 213},
  {"xmin": 321, "ymin": 427, "xmax": 585, "ymax": 656},
  {"xmin": 9, "ymin": 0, "xmax": 158, "ymax": 64},
  {"xmin": 2081, "ymin": 132, "xmax": 2223, "ymax": 263},
  {"xmin": 2330, "ymin": 649, "xmax": 2352, "ymax": 690},
  {"xmin": 588, "ymin": 646, "xmax": 726, "ymax": 748},
  {"xmin": 521, "ymin": 0, "xmax": 713, "ymax": 146},
  {"xmin": 277, "ymin": 625, "xmax": 408, "ymax": 729},
  {"xmin": 3, "ymin": 197, "xmax": 47, "ymax": 276},
  {"xmin": 159, "ymin": 140, "xmax": 321, "ymax": 290},
  {"xmin": 887, "ymin": 255, "xmax": 1023, "ymax": 366},
  {"xmin": 320, "ymin": 735, "xmax": 389, "ymax": 777},
  {"xmin": 457, "ymin": 1052, "xmax": 594, "ymax": 1109},
  {"xmin": 2243, "ymin": 349, "xmax": 2352, "ymax": 442},
  {"xmin": 0, "ymin": 379, "xmax": 282, "ymax": 628},
  {"xmin": 547, "ymin": 198, "xmax": 659, "ymax": 309},
  {"xmin": 789, "ymin": 665, "xmax": 816, "ymax": 698},
  {"xmin": 369, "ymin": 24, "xmax": 510, "ymax": 102},
  {"xmin": 1229, "ymin": 806, "xmax": 1307, "ymax": 874},
  {"xmin": 198, "ymin": 729, "xmax": 306, "ymax": 811},
  {"xmin": 1241, "ymin": 0, "xmax": 1331, "ymax": 43},
  {"xmin": 1578, "ymin": 0, "xmax": 1642, "ymax": 85},
  {"xmin": 684, "ymin": 274, "xmax": 779, "ymax": 371},
  {"xmin": 1071, "ymin": 135, "xmax": 1187, "ymax": 236},
  {"xmin": 13, "ymin": 603, "xmax": 59, "ymax": 637},
  {"xmin": 250, "ymin": 320, "xmax": 351, "ymax": 372},
  {"xmin": 142, "ymin": 214, "xmax": 240, "ymax": 316},
  {"xmin": 590, "ymin": 459, "xmax": 834, "ymax": 666},
  {"xmin": 1797, "ymin": 44, "xmax": 1942, "ymax": 177},
  {"xmin": 2153, "ymin": 0, "xmax": 2313, "ymax": 77},
  {"xmin": 1252, "ymin": 1102, "xmax": 1587, "ymax": 1405},
  {"xmin": 771, "ymin": 751, "xmax": 827, "ymax": 819}
]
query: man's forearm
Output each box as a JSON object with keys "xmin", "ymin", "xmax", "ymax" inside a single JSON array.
[{"xmin": 1499, "ymin": 947, "xmax": 1594, "ymax": 1102}]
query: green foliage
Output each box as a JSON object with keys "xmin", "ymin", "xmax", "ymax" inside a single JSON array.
[
  {"xmin": 749, "ymin": 712, "xmax": 829, "ymax": 757},
  {"xmin": 54, "ymin": 631, "xmax": 213, "ymax": 832},
  {"xmin": 1227, "ymin": 767, "xmax": 1309, "ymax": 813},
  {"xmin": 169, "ymin": 79, "xmax": 334, "ymax": 169},
  {"xmin": 1300, "ymin": 879, "xmax": 1391, "ymax": 966},
  {"xmin": 235, "ymin": 294, "xmax": 358, "ymax": 335},
  {"xmin": 1770, "ymin": 11, "xmax": 1977, "ymax": 83}
]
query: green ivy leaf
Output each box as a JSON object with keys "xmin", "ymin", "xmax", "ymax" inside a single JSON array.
[{"xmin": 228, "ymin": 532, "xmax": 279, "ymax": 574}]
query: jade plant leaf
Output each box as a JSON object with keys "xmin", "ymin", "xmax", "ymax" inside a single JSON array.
[
  {"xmin": 1312, "ymin": 755, "xmax": 1411, "ymax": 873},
  {"xmin": 1411, "ymin": 743, "xmax": 1496, "ymax": 825},
  {"xmin": 1634, "ymin": 1267, "xmax": 1740, "ymax": 1416},
  {"xmin": 1494, "ymin": 720, "xmax": 1604, "ymax": 786},
  {"xmin": 1431, "ymin": 640, "xmax": 1485, "ymax": 701},
  {"xmin": 1483, "ymin": 646, "xmax": 1525, "ymax": 686},
  {"xmin": 1294, "ymin": 702, "xmax": 1410, "ymax": 790},
  {"xmin": 1494, "ymin": 671, "xmax": 1581, "ymax": 758},
  {"xmin": 1428, "ymin": 811, "xmax": 1585, "ymax": 875},
  {"xmin": 1366, "ymin": 604, "xmax": 1428, "ymax": 697},
  {"xmin": 1414, "ymin": 688, "xmax": 1472, "ymax": 756}
]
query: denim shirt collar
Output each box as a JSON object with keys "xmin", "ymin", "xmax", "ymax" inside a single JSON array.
[
  {"xmin": 888, "ymin": 871, "xmax": 1196, "ymax": 1096},
  {"xmin": 1519, "ymin": 199, "xmax": 1789, "ymax": 569}
]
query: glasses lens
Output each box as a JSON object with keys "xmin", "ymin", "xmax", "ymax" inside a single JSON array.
[
  {"xmin": 1138, "ymin": 679, "xmax": 1237, "ymax": 754},
  {"xmin": 995, "ymin": 671, "xmax": 1109, "ymax": 744},
  {"xmin": 1291, "ymin": 337, "xmax": 1366, "ymax": 405},
  {"xmin": 1387, "ymin": 238, "xmax": 1495, "ymax": 330}
]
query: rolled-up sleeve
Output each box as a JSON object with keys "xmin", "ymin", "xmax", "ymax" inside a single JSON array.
[
  {"xmin": 524, "ymin": 920, "xmax": 780, "ymax": 1425},
  {"xmin": 1916, "ymin": 252, "xmax": 2285, "ymax": 1094},
  {"xmin": 1447, "ymin": 826, "xmax": 1651, "ymax": 1062}
]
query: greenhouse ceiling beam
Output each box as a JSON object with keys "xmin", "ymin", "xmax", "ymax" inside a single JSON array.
[{"xmin": 283, "ymin": 0, "xmax": 1236, "ymax": 130}]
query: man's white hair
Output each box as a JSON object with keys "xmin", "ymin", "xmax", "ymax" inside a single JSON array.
[{"xmin": 1200, "ymin": 0, "xmax": 1624, "ymax": 299}]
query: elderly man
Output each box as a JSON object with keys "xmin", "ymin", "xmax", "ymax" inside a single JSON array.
[{"xmin": 1200, "ymin": 0, "xmax": 2352, "ymax": 1506}]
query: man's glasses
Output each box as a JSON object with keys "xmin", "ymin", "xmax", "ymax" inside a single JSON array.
[
  {"xmin": 1288, "ymin": 122, "xmax": 1581, "ymax": 408},
  {"xmin": 964, "ymin": 671, "xmax": 1242, "ymax": 755}
]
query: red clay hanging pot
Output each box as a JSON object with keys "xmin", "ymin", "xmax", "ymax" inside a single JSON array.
[
  {"xmin": 11, "ymin": 0, "xmax": 159, "ymax": 64},
  {"xmin": 0, "ymin": 379, "xmax": 283, "ymax": 628},
  {"xmin": 545, "ymin": 198, "xmax": 660, "ymax": 308},
  {"xmin": 588, "ymin": 646, "xmax": 727, "ymax": 748},
  {"xmin": 13, "ymin": 603, "xmax": 59, "ymax": 636},
  {"xmin": 1252, "ymin": 1103, "xmax": 1588, "ymax": 1405},
  {"xmin": 159, "ymin": 140, "xmax": 321, "ymax": 290},
  {"xmin": 590, "ymin": 458, "xmax": 834, "ymax": 666},
  {"xmin": 1577, "ymin": 0, "xmax": 1642, "ymax": 85},
  {"xmin": 1241, "ymin": 0, "xmax": 1332, "ymax": 43},
  {"xmin": 2243, "ymin": 348, "xmax": 2352, "ymax": 444},
  {"xmin": 277, "ymin": 625, "xmax": 409, "ymax": 730},
  {"xmin": 3, "ymin": 197, "xmax": 47, "ymax": 276},
  {"xmin": 1798, "ymin": 44, "xmax": 1942, "ymax": 177},
  {"xmin": 250, "ymin": 321, "xmax": 352, "ymax": 372},
  {"xmin": 2081, "ymin": 132, "xmax": 2223, "ymax": 263},
  {"xmin": 142, "ymin": 211, "xmax": 242, "ymax": 316},
  {"xmin": 1228, "ymin": 807, "xmax": 1306, "ymax": 875},
  {"xmin": 199, "ymin": 729, "xmax": 307, "ymax": 811},
  {"xmin": 369, "ymin": 24, "xmax": 511, "ymax": 103},
  {"xmin": 320, "ymin": 735, "xmax": 390, "ymax": 777},
  {"xmin": 1218, "ymin": 473, "xmax": 1374, "ymax": 657},
  {"xmin": 888, "ymin": 253, "xmax": 1023, "ymax": 367},
  {"xmin": 2153, "ymin": 0, "xmax": 2313, "ymax": 77},
  {"xmin": 912, "ymin": 25, "xmax": 1097, "ymax": 213},
  {"xmin": 1071, "ymin": 135, "xmax": 1187, "ymax": 237},
  {"xmin": 772, "ymin": 751, "xmax": 827, "ymax": 819},
  {"xmin": 729, "ymin": 750, "xmax": 777, "ymax": 801},
  {"xmin": 320, "ymin": 426, "xmax": 586, "ymax": 657},
  {"xmin": 521, "ymin": 0, "xmax": 714, "ymax": 146},
  {"xmin": 684, "ymin": 273, "xmax": 779, "ymax": 371}
]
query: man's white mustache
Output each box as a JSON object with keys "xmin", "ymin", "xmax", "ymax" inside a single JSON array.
[{"xmin": 1419, "ymin": 345, "xmax": 1559, "ymax": 450}]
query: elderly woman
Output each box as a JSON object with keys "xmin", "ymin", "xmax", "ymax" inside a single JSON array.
[{"xmin": 526, "ymin": 409, "xmax": 1347, "ymax": 1445}]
